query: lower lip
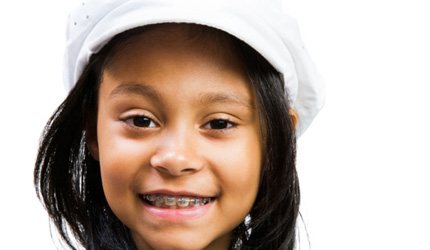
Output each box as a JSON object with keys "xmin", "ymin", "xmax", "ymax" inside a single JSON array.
[{"xmin": 140, "ymin": 200, "xmax": 214, "ymax": 221}]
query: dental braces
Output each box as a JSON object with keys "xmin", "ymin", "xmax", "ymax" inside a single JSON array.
[{"xmin": 143, "ymin": 194, "xmax": 211, "ymax": 207}]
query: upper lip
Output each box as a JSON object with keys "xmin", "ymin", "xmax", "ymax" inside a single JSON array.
[{"xmin": 140, "ymin": 189, "xmax": 216, "ymax": 198}]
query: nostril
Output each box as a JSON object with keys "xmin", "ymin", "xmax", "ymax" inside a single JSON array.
[
  {"xmin": 154, "ymin": 165, "xmax": 196, "ymax": 176},
  {"xmin": 181, "ymin": 168, "xmax": 197, "ymax": 173},
  {"xmin": 154, "ymin": 166, "xmax": 171, "ymax": 175}
]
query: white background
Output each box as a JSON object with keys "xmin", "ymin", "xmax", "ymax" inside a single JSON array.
[{"xmin": 0, "ymin": 0, "xmax": 429, "ymax": 249}]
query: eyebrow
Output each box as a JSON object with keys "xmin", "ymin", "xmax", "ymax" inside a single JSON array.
[
  {"xmin": 109, "ymin": 82, "xmax": 254, "ymax": 109},
  {"xmin": 109, "ymin": 83, "xmax": 161, "ymax": 101},
  {"xmin": 197, "ymin": 92, "xmax": 255, "ymax": 109}
]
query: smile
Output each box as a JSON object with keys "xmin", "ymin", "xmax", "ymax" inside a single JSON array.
[{"xmin": 140, "ymin": 194, "xmax": 215, "ymax": 209}]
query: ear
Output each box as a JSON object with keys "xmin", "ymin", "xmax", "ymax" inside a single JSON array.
[
  {"xmin": 86, "ymin": 126, "xmax": 100, "ymax": 161},
  {"xmin": 289, "ymin": 108, "xmax": 298, "ymax": 129}
]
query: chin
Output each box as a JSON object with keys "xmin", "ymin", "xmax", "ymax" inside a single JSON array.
[{"xmin": 132, "ymin": 230, "xmax": 229, "ymax": 250}]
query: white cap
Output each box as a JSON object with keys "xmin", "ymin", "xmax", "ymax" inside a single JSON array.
[{"xmin": 64, "ymin": 0, "xmax": 325, "ymax": 136}]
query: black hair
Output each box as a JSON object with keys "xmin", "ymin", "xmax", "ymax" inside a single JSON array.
[{"xmin": 34, "ymin": 23, "xmax": 299, "ymax": 250}]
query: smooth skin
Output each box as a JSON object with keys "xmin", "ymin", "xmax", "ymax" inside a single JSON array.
[{"xmin": 89, "ymin": 24, "xmax": 263, "ymax": 250}]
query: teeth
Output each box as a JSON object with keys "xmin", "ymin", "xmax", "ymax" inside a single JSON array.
[
  {"xmin": 202, "ymin": 198, "xmax": 210, "ymax": 204},
  {"xmin": 143, "ymin": 194, "xmax": 211, "ymax": 208},
  {"xmin": 164, "ymin": 196, "xmax": 176, "ymax": 206},
  {"xmin": 177, "ymin": 197, "xmax": 190, "ymax": 207},
  {"xmin": 190, "ymin": 198, "xmax": 202, "ymax": 206},
  {"xmin": 147, "ymin": 195, "xmax": 156, "ymax": 202},
  {"xmin": 155, "ymin": 195, "xmax": 164, "ymax": 207}
]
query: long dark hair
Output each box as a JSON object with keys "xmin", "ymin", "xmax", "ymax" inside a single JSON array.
[{"xmin": 34, "ymin": 24, "xmax": 299, "ymax": 250}]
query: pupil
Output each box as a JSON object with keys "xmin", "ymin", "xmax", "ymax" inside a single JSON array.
[
  {"xmin": 211, "ymin": 120, "xmax": 227, "ymax": 129},
  {"xmin": 133, "ymin": 117, "xmax": 151, "ymax": 127}
]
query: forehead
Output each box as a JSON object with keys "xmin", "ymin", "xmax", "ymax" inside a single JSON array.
[
  {"xmin": 99, "ymin": 23, "xmax": 254, "ymax": 107},
  {"xmin": 104, "ymin": 23, "xmax": 243, "ymax": 74}
]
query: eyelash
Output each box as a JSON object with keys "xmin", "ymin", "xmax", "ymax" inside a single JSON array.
[
  {"xmin": 202, "ymin": 119, "xmax": 237, "ymax": 131},
  {"xmin": 123, "ymin": 115, "xmax": 158, "ymax": 129},
  {"xmin": 122, "ymin": 115, "xmax": 237, "ymax": 131}
]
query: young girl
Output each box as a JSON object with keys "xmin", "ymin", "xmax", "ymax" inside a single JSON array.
[{"xmin": 35, "ymin": 0, "xmax": 324, "ymax": 249}]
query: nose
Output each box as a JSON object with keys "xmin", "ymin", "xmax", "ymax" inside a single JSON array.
[{"xmin": 149, "ymin": 129, "xmax": 204, "ymax": 176}]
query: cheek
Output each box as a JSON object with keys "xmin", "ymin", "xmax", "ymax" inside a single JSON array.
[
  {"xmin": 98, "ymin": 139, "xmax": 132, "ymax": 206},
  {"xmin": 209, "ymin": 130, "xmax": 262, "ymax": 209},
  {"xmin": 96, "ymin": 122, "xmax": 151, "ymax": 210},
  {"xmin": 219, "ymin": 145, "xmax": 260, "ymax": 186}
]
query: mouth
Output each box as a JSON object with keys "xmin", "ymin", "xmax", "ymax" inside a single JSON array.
[{"xmin": 139, "ymin": 193, "xmax": 216, "ymax": 209}]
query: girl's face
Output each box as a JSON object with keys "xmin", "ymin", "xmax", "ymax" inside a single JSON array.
[{"xmin": 91, "ymin": 25, "xmax": 262, "ymax": 250}]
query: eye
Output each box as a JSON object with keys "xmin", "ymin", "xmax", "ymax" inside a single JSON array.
[
  {"xmin": 203, "ymin": 119, "xmax": 236, "ymax": 130},
  {"xmin": 124, "ymin": 116, "xmax": 158, "ymax": 128}
]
